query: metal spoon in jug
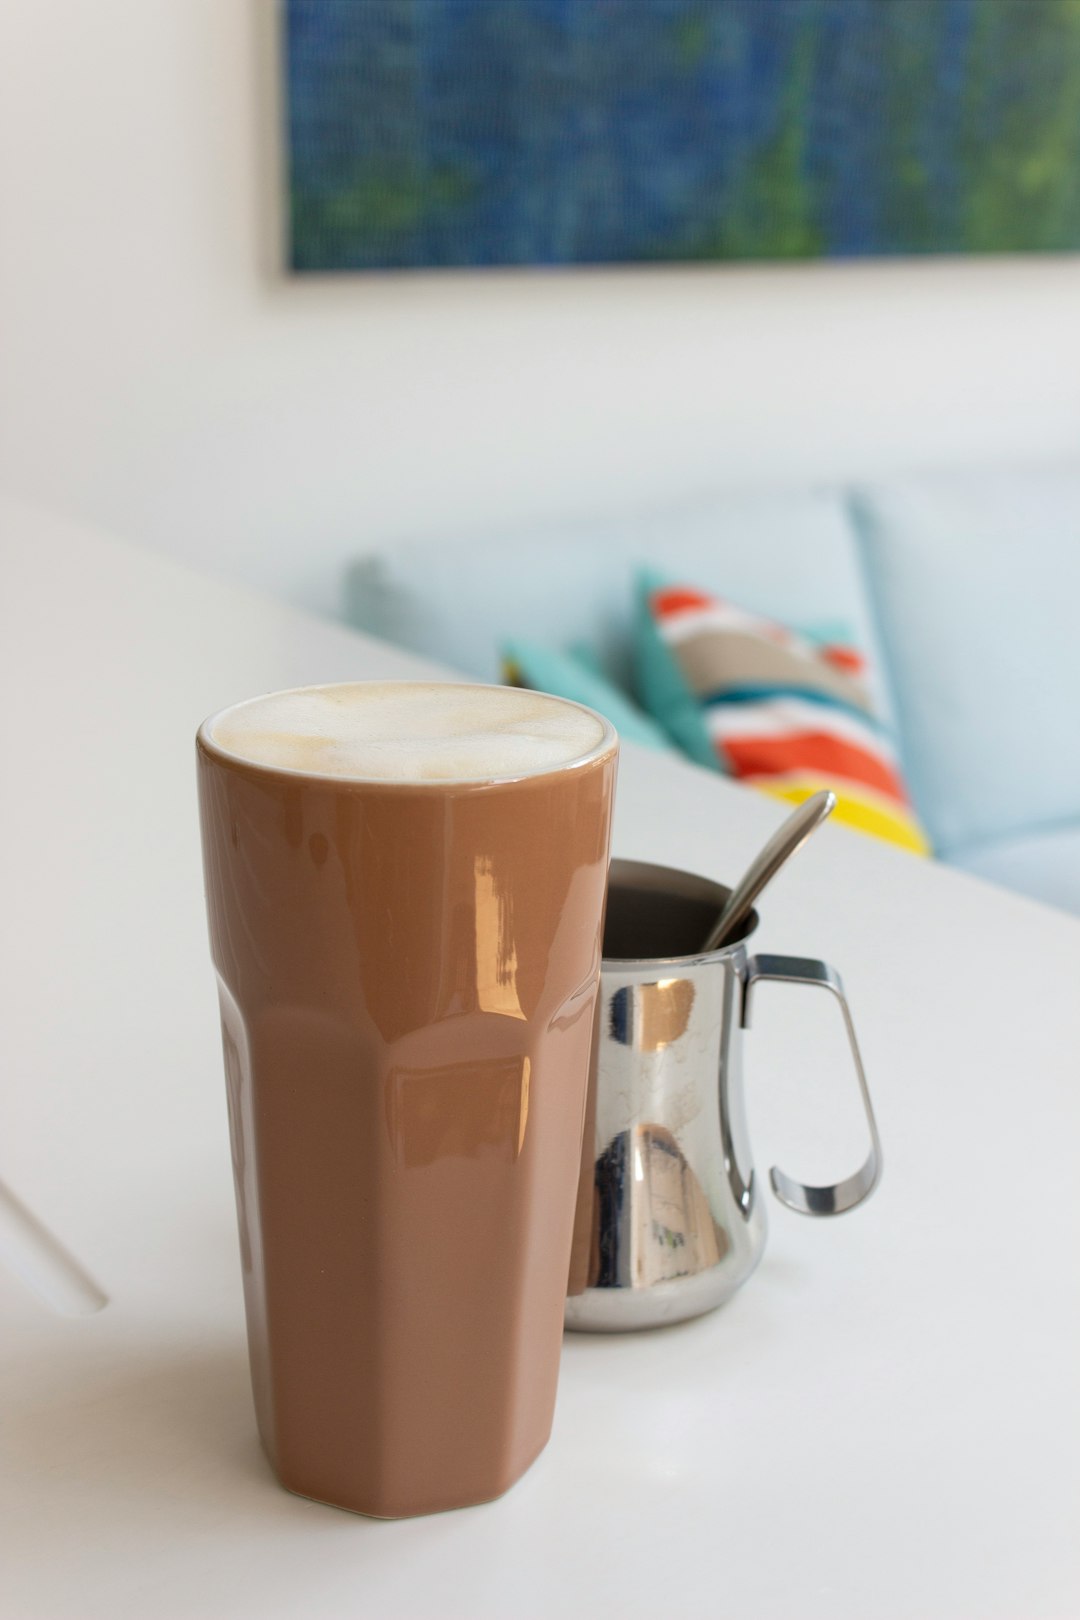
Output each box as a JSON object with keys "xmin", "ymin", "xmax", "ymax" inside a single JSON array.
[{"xmin": 702, "ymin": 789, "xmax": 836, "ymax": 953}]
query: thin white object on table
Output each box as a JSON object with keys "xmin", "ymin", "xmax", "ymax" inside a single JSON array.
[{"xmin": 2, "ymin": 498, "xmax": 1078, "ymax": 1620}]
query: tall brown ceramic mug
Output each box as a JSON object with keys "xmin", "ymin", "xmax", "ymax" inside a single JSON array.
[{"xmin": 196, "ymin": 681, "xmax": 617, "ymax": 1518}]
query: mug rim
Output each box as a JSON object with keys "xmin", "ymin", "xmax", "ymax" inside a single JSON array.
[{"xmin": 196, "ymin": 679, "xmax": 618, "ymax": 791}]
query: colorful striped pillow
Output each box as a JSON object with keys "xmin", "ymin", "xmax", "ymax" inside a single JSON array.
[{"xmin": 637, "ymin": 575, "xmax": 931, "ymax": 855}]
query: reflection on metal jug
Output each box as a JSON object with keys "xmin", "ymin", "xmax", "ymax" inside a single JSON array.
[
  {"xmin": 609, "ymin": 977, "xmax": 696, "ymax": 1050},
  {"xmin": 565, "ymin": 859, "xmax": 881, "ymax": 1333},
  {"xmin": 593, "ymin": 1124, "xmax": 729, "ymax": 1290}
]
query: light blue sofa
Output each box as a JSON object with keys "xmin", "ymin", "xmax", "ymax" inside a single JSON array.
[{"xmin": 345, "ymin": 464, "xmax": 1080, "ymax": 917}]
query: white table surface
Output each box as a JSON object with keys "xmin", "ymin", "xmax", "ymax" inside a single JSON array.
[{"xmin": 3, "ymin": 497, "xmax": 1078, "ymax": 1620}]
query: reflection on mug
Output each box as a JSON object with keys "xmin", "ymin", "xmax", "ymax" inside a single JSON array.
[{"xmin": 386, "ymin": 1052, "xmax": 532, "ymax": 1166}]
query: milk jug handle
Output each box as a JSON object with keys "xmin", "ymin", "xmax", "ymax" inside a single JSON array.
[{"xmin": 741, "ymin": 954, "xmax": 882, "ymax": 1217}]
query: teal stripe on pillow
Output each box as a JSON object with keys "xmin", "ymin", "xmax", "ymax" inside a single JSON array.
[
  {"xmin": 700, "ymin": 684, "xmax": 890, "ymax": 732},
  {"xmin": 633, "ymin": 585, "xmax": 718, "ymax": 768}
]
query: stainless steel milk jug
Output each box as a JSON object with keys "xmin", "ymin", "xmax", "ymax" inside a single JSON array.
[{"xmin": 565, "ymin": 859, "xmax": 881, "ymax": 1332}]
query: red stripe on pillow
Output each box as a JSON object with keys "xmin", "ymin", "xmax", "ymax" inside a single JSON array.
[
  {"xmin": 819, "ymin": 644, "xmax": 866, "ymax": 675},
  {"xmin": 652, "ymin": 586, "xmax": 718, "ymax": 617},
  {"xmin": 720, "ymin": 731, "xmax": 911, "ymax": 805}
]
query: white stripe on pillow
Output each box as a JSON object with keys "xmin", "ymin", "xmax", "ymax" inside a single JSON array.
[{"xmin": 703, "ymin": 697, "xmax": 897, "ymax": 763}]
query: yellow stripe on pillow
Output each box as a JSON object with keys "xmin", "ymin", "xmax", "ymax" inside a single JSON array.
[{"xmin": 751, "ymin": 774, "xmax": 932, "ymax": 855}]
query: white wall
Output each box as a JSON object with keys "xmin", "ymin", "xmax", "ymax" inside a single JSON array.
[{"xmin": 2, "ymin": 1, "xmax": 1079, "ymax": 621}]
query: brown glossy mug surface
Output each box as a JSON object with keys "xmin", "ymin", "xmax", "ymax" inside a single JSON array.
[{"xmin": 196, "ymin": 684, "xmax": 616, "ymax": 1517}]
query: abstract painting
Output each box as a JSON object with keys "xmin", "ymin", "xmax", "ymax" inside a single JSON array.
[{"xmin": 285, "ymin": 0, "xmax": 1080, "ymax": 271}]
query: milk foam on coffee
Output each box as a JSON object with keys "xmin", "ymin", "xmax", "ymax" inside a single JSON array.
[{"xmin": 207, "ymin": 681, "xmax": 608, "ymax": 783}]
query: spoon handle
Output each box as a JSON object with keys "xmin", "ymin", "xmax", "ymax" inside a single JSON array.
[{"xmin": 702, "ymin": 790, "xmax": 836, "ymax": 953}]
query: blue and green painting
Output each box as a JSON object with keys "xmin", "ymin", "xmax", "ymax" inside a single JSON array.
[{"xmin": 285, "ymin": 0, "xmax": 1080, "ymax": 271}]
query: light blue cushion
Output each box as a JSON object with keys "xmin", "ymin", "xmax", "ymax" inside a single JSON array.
[
  {"xmin": 949, "ymin": 822, "xmax": 1080, "ymax": 917},
  {"xmin": 501, "ymin": 639, "xmax": 673, "ymax": 752},
  {"xmin": 345, "ymin": 488, "xmax": 896, "ymax": 719},
  {"xmin": 854, "ymin": 467, "xmax": 1080, "ymax": 854}
]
